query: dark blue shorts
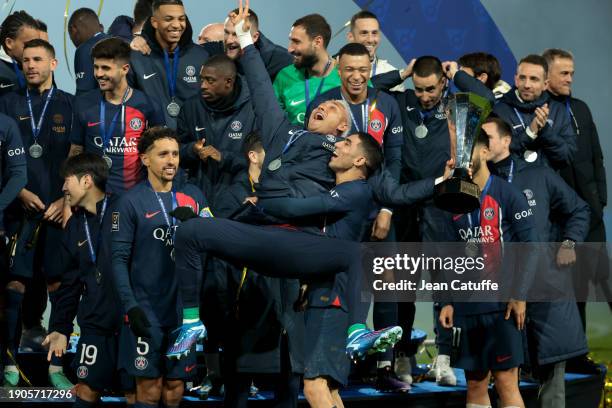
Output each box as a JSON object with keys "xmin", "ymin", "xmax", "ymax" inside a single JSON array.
[
  {"xmin": 6, "ymin": 217, "xmax": 63, "ymax": 282},
  {"xmin": 71, "ymin": 332, "xmax": 134, "ymax": 392},
  {"xmin": 118, "ymin": 323, "xmax": 196, "ymax": 379},
  {"xmin": 303, "ymin": 306, "xmax": 350, "ymax": 386},
  {"xmin": 454, "ymin": 311, "xmax": 524, "ymax": 372}
]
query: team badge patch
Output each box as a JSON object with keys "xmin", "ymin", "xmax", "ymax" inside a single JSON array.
[
  {"xmin": 230, "ymin": 120, "xmax": 242, "ymax": 131},
  {"xmin": 111, "ymin": 212, "xmax": 120, "ymax": 232},
  {"xmin": 129, "ymin": 118, "xmax": 143, "ymax": 131},
  {"xmin": 369, "ymin": 119, "xmax": 383, "ymax": 132},
  {"xmin": 52, "ymin": 113, "xmax": 64, "ymax": 124},
  {"xmin": 523, "ymin": 189, "xmax": 534, "ymax": 200},
  {"xmin": 135, "ymin": 356, "xmax": 148, "ymax": 370},
  {"xmin": 484, "ymin": 207, "xmax": 495, "ymax": 220},
  {"xmin": 326, "ymin": 135, "xmax": 336, "ymax": 143},
  {"xmin": 185, "ymin": 65, "xmax": 196, "ymax": 76},
  {"xmin": 76, "ymin": 365, "xmax": 88, "ymax": 379}
]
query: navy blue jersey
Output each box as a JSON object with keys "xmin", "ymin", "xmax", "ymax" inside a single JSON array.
[
  {"xmin": 448, "ymin": 175, "xmax": 537, "ymax": 315},
  {"xmin": 0, "ymin": 87, "xmax": 73, "ymax": 205},
  {"xmin": 70, "ymin": 89, "xmax": 165, "ymax": 194},
  {"xmin": 74, "ymin": 32, "xmax": 108, "ymax": 96},
  {"xmin": 0, "ymin": 113, "xmax": 27, "ymax": 229},
  {"xmin": 0, "ymin": 52, "xmax": 25, "ymax": 96},
  {"xmin": 49, "ymin": 195, "xmax": 122, "ymax": 336},
  {"xmin": 308, "ymin": 87, "xmax": 403, "ymax": 180},
  {"xmin": 261, "ymin": 179, "xmax": 376, "ymax": 241},
  {"xmin": 111, "ymin": 181, "xmax": 211, "ymax": 328}
]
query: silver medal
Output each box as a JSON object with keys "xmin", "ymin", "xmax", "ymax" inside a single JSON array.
[
  {"xmin": 465, "ymin": 241, "xmax": 479, "ymax": 258},
  {"xmin": 268, "ymin": 158, "xmax": 282, "ymax": 171},
  {"xmin": 102, "ymin": 155, "xmax": 113, "ymax": 168},
  {"xmin": 167, "ymin": 101, "xmax": 180, "ymax": 117},
  {"xmin": 29, "ymin": 143, "xmax": 43, "ymax": 158},
  {"xmin": 523, "ymin": 150, "xmax": 537, "ymax": 163},
  {"xmin": 415, "ymin": 124, "xmax": 428, "ymax": 139}
]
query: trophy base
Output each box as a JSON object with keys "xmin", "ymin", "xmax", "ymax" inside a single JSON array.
[{"xmin": 434, "ymin": 177, "xmax": 481, "ymax": 214}]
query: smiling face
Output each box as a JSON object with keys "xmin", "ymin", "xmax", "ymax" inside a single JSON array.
[
  {"xmin": 338, "ymin": 53, "xmax": 370, "ymax": 100},
  {"xmin": 307, "ymin": 100, "xmax": 349, "ymax": 136},
  {"xmin": 93, "ymin": 57, "xmax": 129, "ymax": 92},
  {"xmin": 62, "ymin": 174, "xmax": 89, "ymax": 207},
  {"xmin": 329, "ymin": 133, "xmax": 366, "ymax": 172},
  {"xmin": 347, "ymin": 17, "xmax": 380, "ymax": 60},
  {"xmin": 288, "ymin": 25, "xmax": 319, "ymax": 69},
  {"xmin": 22, "ymin": 46, "xmax": 56, "ymax": 88},
  {"xmin": 151, "ymin": 4, "xmax": 186, "ymax": 49},
  {"xmin": 141, "ymin": 137, "xmax": 180, "ymax": 183},
  {"xmin": 515, "ymin": 62, "xmax": 548, "ymax": 102}
]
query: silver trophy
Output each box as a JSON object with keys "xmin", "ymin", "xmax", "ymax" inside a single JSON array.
[{"xmin": 434, "ymin": 92, "xmax": 492, "ymax": 214}]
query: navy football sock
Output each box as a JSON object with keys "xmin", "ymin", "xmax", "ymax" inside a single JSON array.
[{"xmin": 3, "ymin": 288, "xmax": 24, "ymax": 364}]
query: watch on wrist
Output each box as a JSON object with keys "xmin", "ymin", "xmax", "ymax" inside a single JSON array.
[{"xmin": 561, "ymin": 239, "xmax": 575, "ymax": 249}]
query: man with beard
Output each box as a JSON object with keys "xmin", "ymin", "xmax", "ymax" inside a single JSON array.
[
  {"xmin": 347, "ymin": 10, "xmax": 404, "ymax": 91},
  {"xmin": 68, "ymin": 8, "xmax": 108, "ymax": 96},
  {"xmin": 0, "ymin": 39, "xmax": 74, "ymax": 388},
  {"xmin": 492, "ymin": 54, "xmax": 576, "ymax": 170},
  {"xmin": 128, "ymin": 0, "xmax": 210, "ymax": 129},
  {"xmin": 223, "ymin": 7, "xmax": 292, "ymax": 81},
  {"xmin": 273, "ymin": 14, "xmax": 342, "ymax": 125},
  {"xmin": 177, "ymin": 54, "xmax": 254, "ymax": 210},
  {"xmin": 69, "ymin": 37, "xmax": 165, "ymax": 194}
]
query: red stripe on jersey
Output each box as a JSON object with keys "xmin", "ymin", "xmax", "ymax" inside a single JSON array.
[
  {"xmin": 122, "ymin": 106, "xmax": 147, "ymax": 190},
  {"xmin": 480, "ymin": 194, "xmax": 503, "ymax": 276},
  {"xmin": 367, "ymin": 108, "xmax": 386, "ymax": 145},
  {"xmin": 176, "ymin": 192, "xmax": 198, "ymax": 213}
]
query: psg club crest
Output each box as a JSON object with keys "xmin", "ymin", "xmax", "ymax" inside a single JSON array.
[
  {"xmin": 369, "ymin": 119, "xmax": 383, "ymax": 132},
  {"xmin": 135, "ymin": 356, "xmax": 148, "ymax": 370},
  {"xmin": 230, "ymin": 120, "xmax": 243, "ymax": 131},
  {"xmin": 185, "ymin": 65, "xmax": 196, "ymax": 76},
  {"xmin": 523, "ymin": 189, "xmax": 534, "ymax": 200},
  {"xmin": 130, "ymin": 118, "xmax": 143, "ymax": 131},
  {"xmin": 484, "ymin": 207, "xmax": 495, "ymax": 220},
  {"xmin": 76, "ymin": 365, "xmax": 88, "ymax": 379}
]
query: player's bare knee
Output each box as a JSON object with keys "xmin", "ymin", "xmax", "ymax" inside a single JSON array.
[
  {"xmin": 493, "ymin": 368, "xmax": 519, "ymax": 391},
  {"xmin": 136, "ymin": 377, "xmax": 162, "ymax": 404},
  {"xmin": 6, "ymin": 280, "xmax": 25, "ymax": 293},
  {"xmin": 304, "ymin": 378, "xmax": 332, "ymax": 407},
  {"xmin": 162, "ymin": 379, "xmax": 184, "ymax": 404},
  {"xmin": 76, "ymin": 383, "xmax": 100, "ymax": 402}
]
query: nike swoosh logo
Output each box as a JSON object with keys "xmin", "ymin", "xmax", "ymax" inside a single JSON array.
[
  {"xmin": 289, "ymin": 99, "xmax": 305, "ymax": 107},
  {"xmin": 19, "ymin": 116, "xmax": 30, "ymax": 121},
  {"xmin": 195, "ymin": 126, "xmax": 205, "ymax": 132},
  {"xmin": 145, "ymin": 211, "xmax": 161, "ymax": 219},
  {"xmin": 512, "ymin": 124, "xmax": 523, "ymax": 129},
  {"xmin": 0, "ymin": 83, "xmax": 13, "ymax": 89},
  {"xmin": 87, "ymin": 122, "xmax": 101, "ymax": 127},
  {"xmin": 184, "ymin": 364, "xmax": 196, "ymax": 373},
  {"xmin": 143, "ymin": 73, "xmax": 157, "ymax": 79},
  {"xmin": 406, "ymin": 107, "xmax": 416, "ymax": 111},
  {"xmin": 496, "ymin": 355, "xmax": 512, "ymax": 363},
  {"xmin": 78, "ymin": 240, "xmax": 88, "ymax": 247},
  {"xmin": 452, "ymin": 214, "xmax": 463, "ymax": 221}
]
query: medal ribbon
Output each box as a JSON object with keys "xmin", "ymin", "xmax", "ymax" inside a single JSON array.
[
  {"xmin": 147, "ymin": 181, "xmax": 178, "ymax": 244},
  {"xmin": 304, "ymin": 58, "xmax": 332, "ymax": 109},
  {"xmin": 99, "ymin": 86, "xmax": 130, "ymax": 155},
  {"xmin": 565, "ymin": 99, "xmax": 580, "ymax": 136},
  {"xmin": 12, "ymin": 60, "xmax": 25, "ymax": 88},
  {"xmin": 82, "ymin": 195, "xmax": 108, "ymax": 266},
  {"xmin": 163, "ymin": 47, "xmax": 181, "ymax": 99},
  {"xmin": 26, "ymin": 86, "xmax": 55, "ymax": 145},
  {"xmin": 282, "ymin": 130, "xmax": 308, "ymax": 154}
]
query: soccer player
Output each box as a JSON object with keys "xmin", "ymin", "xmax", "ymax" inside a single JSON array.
[
  {"xmin": 68, "ymin": 8, "xmax": 108, "ymax": 96},
  {"xmin": 0, "ymin": 39, "xmax": 74, "ymax": 388},
  {"xmin": 373, "ymin": 55, "xmax": 496, "ymax": 386},
  {"xmin": 198, "ymin": 23, "xmax": 224, "ymax": 44},
  {"xmin": 43, "ymin": 153, "xmax": 135, "ymax": 407},
  {"xmin": 223, "ymin": 7, "xmax": 292, "ymax": 81},
  {"xmin": 112, "ymin": 126, "xmax": 211, "ymax": 408},
  {"xmin": 347, "ymin": 10, "xmax": 404, "ymax": 91},
  {"xmin": 128, "ymin": 0, "xmax": 210, "ymax": 129},
  {"xmin": 492, "ymin": 54, "xmax": 576, "ymax": 170},
  {"xmin": 0, "ymin": 113, "xmax": 26, "ymax": 387},
  {"xmin": 439, "ymin": 129, "xmax": 537, "ymax": 408},
  {"xmin": 177, "ymin": 54, "xmax": 254, "ymax": 209},
  {"xmin": 484, "ymin": 116, "xmax": 590, "ymax": 408},
  {"xmin": 0, "ymin": 11, "xmax": 42, "ymax": 95},
  {"xmin": 69, "ymin": 37, "xmax": 165, "ymax": 194},
  {"xmin": 458, "ymin": 52, "xmax": 509, "ymax": 99},
  {"xmin": 273, "ymin": 13, "xmax": 342, "ymax": 125}
]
